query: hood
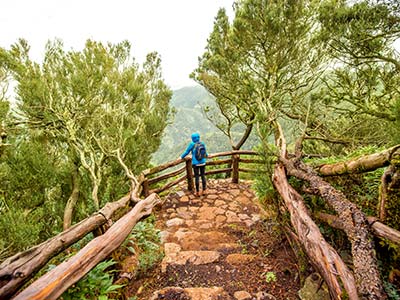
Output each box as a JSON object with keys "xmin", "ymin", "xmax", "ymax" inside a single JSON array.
[{"xmin": 191, "ymin": 132, "xmax": 200, "ymax": 143}]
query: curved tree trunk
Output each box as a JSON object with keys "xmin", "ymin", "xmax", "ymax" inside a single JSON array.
[
  {"xmin": 284, "ymin": 159, "xmax": 387, "ymax": 299},
  {"xmin": 63, "ymin": 166, "xmax": 80, "ymax": 230},
  {"xmin": 316, "ymin": 212, "xmax": 400, "ymax": 245},
  {"xmin": 273, "ymin": 164, "xmax": 359, "ymax": 300},
  {"xmin": 317, "ymin": 145, "xmax": 400, "ymax": 176}
]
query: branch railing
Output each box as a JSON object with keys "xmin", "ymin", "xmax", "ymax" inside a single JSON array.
[
  {"xmin": 141, "ymin": 150, "xmax": 262, "ymax": 196},
  {"xmin": 0, "ymin": 150, "xmax": 262, "ymax": 300}
]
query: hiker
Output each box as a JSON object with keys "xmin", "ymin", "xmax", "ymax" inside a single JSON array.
[{"xmin": 180, "ymin": 132, "xmax": 208, "ymax": 196}]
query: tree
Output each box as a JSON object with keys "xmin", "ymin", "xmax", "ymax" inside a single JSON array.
[
  {"xmin": 192, "ymin": 8, "xmax": 256, "ymax": 150},
  {"xmin": 318, "ymin": 0, "xmax": 400, "ymax": 145},
  {"xmin": 196, "ymin": 0, "xmax": 390, "ymax": 298},
  {"xmin": 1, "ymin": 39, "xmax": 171, "ymax": 232}
]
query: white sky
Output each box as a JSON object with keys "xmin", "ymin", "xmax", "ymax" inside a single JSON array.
[{"xmin": 0, "ymin": 0, "xmax": 235, "ymax": 90}]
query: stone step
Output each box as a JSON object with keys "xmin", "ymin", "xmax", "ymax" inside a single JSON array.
[{"xmin": 149, "ymin": 286, "xmax": 229, "ymax": 300}]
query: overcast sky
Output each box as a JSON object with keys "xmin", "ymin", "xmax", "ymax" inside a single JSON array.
[{"xmin": 0, "ymin": 0, "xmax": 235, "ymax": 90}]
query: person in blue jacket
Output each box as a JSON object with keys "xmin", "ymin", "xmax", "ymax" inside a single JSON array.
[{"xmin": 180, "ymin": 132, "xmax": 208, "ymax": 196}]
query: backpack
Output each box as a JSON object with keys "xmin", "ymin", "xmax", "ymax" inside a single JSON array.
[{"xmin": 194, "ymin": 142, "xmax": 206, "ymax": 160}]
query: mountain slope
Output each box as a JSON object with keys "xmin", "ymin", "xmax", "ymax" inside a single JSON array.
[{"xmin": 151, "ymin": 85, "xmax": 258, "ymax": 164}]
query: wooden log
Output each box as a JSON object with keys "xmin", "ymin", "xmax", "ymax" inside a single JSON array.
[
  {"xmin": 207, "ymin": 150, "xmax": 258, "ymax": 159},
  {"xmin": 143, "ymin": 158, "xmax": 183, "ymax": 176},
  {"xmin": 185, "ymin": 159, "xmax": 194, "ymax": 192},
  {"xmin": 0, "ymin": 194, "xmax": 134, "ymax": 300},
  {"xmin": 238, "ymin": 167, "xmax": 258, "ymax": 173},
  {"xmin": 238, "ymin": 158, "xmax": 264, "ymax": 164},
  {"xmin": 206, "ymin": 158, "xmax": 232, "ymax": 166},
  {"xmin": 316, "ymin": 213, "xmax": 400, "ymax": 245},
  {"xmin": 273, "ymin": 164, "xmax": 358, "ymax": 300},
  {"xmin": 149, "ymin": 175, "xmax": 187, "ymax": 195},
  {"xmin": 205, "ymin": 168, "xmax": 232, "ymax": 176},
  {"xmin": 318, "ymin": 145, "xmax": 400, "ymax": 176},
  {"xmin": 148, "ymin": 165, "xmax": 186, "ymax": 185},
  {"xmin": 232, "ymin": 154, "xmax": 239, "ymax": 183},
  {"xmin": 286, "ymin": 159, "xmax": 387, "ymax": 299},
  {"xmin": 12, "ymin": 194, "xmax": 161, "ymax": 300}
]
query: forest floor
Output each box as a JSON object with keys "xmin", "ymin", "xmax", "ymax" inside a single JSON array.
[{"xmin": 124, "ymin": 179, "xmax": 305, "ymax": 300}]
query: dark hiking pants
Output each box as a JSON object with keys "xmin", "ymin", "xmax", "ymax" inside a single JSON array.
[{"xmin": 193, "ymin": 164, "xmax": 206, "ymax": 192}]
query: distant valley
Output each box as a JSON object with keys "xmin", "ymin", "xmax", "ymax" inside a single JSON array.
[{"xmin": 151, "ymin": 85, "xmax": 258, "ymax": 164}]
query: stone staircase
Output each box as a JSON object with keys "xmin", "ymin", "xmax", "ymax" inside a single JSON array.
[{"xmin": 129, "ymin": 179, "xmax": 300, "ymax": 300}]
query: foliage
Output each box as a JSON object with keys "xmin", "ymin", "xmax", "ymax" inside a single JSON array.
[
  {"xmin": 0, "ymin": 136, "xmax": 67, "ymax": 257},
  {"xmin": 130, "ymin": 215, "xmax": 164, "ymax": 274},
  {"xmin": 317, "ymin": 0, "xmax": 400, "ymax": 146},
  {"xmin": 262, "ymin": 271, "xmax": 277, "ymax": 283},
  {"xmin": 61, "ymin": 259, "xmax": 124, "ymax": 300},
  {"xmin": 384, "ymin": 280, "xmax": 400, "ymax": 300},
  {"xmin": 0, "ymin": 38, "xmax": 172, "ymax": 256}
]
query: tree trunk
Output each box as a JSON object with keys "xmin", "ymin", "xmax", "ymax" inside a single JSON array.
[
  {"xmin": 273, "ymin": 163, "xmax": 358, "ymax": 300},
  {"xmin": 316, "ymin": 212, "xmax": 400, "ymax": 245},
  {"xmin": 12, "ymin": 193, "xmax": 160, "ymax": 300},
  {"xmin": 285, "ymin": 159, "xmax": 387, "ymax": 299},
  {"xmin": 63, "ymin": 166, "xmax": 80, "ymax": 230},
  {"xmin": 0, "ymin": 193, "xmax": 135, "ymax": 300},
  {"xmin": 317, "ymin": 145, "xmax": 400, "ymax": 176}
]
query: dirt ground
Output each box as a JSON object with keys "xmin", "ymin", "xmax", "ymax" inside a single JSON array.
[{"xmin": 123, "ymin": 180, "xmax": 303, "ymax": 300}]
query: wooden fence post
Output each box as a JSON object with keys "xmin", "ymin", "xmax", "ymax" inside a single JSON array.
[
  {"xmin": 142, "ymin": 179, "xmax": 150, "ymax": 197},
  {"xmin": 185, "ymin": 159, "xmax": 194, "ymax": 192},
  {"xmin": 232, "ymin": 154, "xmax": 239, "ymax": 183}
]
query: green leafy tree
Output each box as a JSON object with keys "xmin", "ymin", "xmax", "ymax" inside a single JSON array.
[
  {"xmin": 0, "ymin": 39, "xmax": 171, "ymax": 254},
  {"xmin": 318, "ymin": 0, "xmax": 400, "ymax": 145}
]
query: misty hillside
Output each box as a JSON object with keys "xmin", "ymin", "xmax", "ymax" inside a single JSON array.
[{"xmin": 151, "ymin": 85, "xmax": 258, "ymax": 164}]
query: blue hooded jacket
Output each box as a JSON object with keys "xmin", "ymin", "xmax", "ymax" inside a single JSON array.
[{"xmin": 180, "ymin": 133, "xmax": 208, "ymax": 165}]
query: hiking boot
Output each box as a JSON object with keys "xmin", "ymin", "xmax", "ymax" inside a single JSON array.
[
  {"xmin": 199, "ymin": 190, "xmax": 203, "ymax": 196},
  {"xmin": 195, "ymin": 191, "xmax": 200, "ymax": 197}
]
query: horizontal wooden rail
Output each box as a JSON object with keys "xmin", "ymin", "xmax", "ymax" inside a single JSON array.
[
  {"xmin": 143, "ymin": 158, "xmax": 183, "ymax": 177},
  {"xmin": 0, "ymin": 193, "xmax": 137, "ymax": 300},
  {"xmin": 239, "ymin": 167, "xmax": 259, "ymax": 173},
  {"xmin": 140, "ymin": 150, "xmax": 261, "ymax": 196},
  {"xmin": 13, "ymin": 194, "xmax": 161, "ymax": 300},
  {"xmin": 148, "ymin": 165, "xmax": 186, "ymax": 185},
  {"xmin": 149, "ymin": 174, "xmax": 187, "ymax": 195},
  {"xmin": 207, "ymin": 158, "xmax": 232, "ymax": 166},
  {"xmin": 205, "ymin": 168, "xmax": 233, "ymax": 176},
  {"xmin": 239, "ymin": 158, "xmax": 264, "ymax": 164}
]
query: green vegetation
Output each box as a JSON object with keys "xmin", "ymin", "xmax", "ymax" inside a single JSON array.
[
  {"xmin": 61, "ymin": 259, "xmax": 123, "ymax": 300},
  {"xmin": 130, "ymin": 216, "xmax": 164, "ymax": 274},
  {"xmin": 1, "ymin": 0, "xmax": 400, "ymax": 297},
  {"xmin": 0, "ymin": 39, "xmax": 171, "ymax": 258}
]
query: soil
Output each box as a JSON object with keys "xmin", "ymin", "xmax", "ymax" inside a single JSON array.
[{"xmin": 123, "ymin": 179, "xmax": 302, "ymax": 300}]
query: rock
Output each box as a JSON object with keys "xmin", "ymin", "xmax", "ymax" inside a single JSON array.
[
  {"xmin": 226, "ymin": 254, "xmax": 256, "ymax": 264},
  {"xmin": 180, "ymin": 195, "xmax": 190, "ymax": 202},
  {"xmin": 298, "ymin": 273, "xmax": 330, "ymax": 300},
  {"xmin": 163, "ymin": 243, "xmax": 181, "ymax": 257},
  {"xmin": 225, "ymin": 211, "xmax": 241, "ymax": 223},
  {"xmin": 166, "ymin": 217, "xmax": 185, "ymax": 227},
  {"xmin": 159, "ymin": 230, "xmax": 170, "ymax": 243},
  {"xmin": 176, "ymin": 191, "xmax": 186, "ymax": 197},
  {"xmin": 185, "ymin": 287, "xmax": 228, "ymax": 299},
  {"xmin": 234, "ymin": 290, "xmax": 252, "ymax": 300}
]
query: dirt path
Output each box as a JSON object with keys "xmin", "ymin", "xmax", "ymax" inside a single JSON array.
[{"xmin": 126, "ymin": 179, "xmax": 300, "ymax": 300}]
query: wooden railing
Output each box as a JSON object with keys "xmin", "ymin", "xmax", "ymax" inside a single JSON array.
[
  {"xmin": 142, "ymin": 150, "xmax": 262, "ymax": 196},
  {"xmin": 0, "ymin": 150, "xmax": 262, "ymax": 300}
]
